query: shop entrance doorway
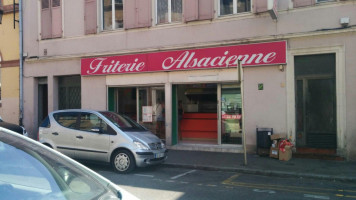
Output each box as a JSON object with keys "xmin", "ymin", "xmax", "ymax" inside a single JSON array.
[
  {"xmin": 295, "ymin": 54, "xmax": 336, "ymax": 149},
  {"xmin": 176, "ymin": 84, "xmax": 218, "ymax": 144}
]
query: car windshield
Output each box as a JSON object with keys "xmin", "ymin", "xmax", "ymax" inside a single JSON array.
[
  {"xmin": 0, "ymin": 131, "xmax": 120, "ymax": 200},
  {"xmin": 99, "ymin": 112, "xmax": 146, "ymax": 132}
]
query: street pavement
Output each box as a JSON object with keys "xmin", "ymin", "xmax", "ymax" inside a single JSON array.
[
  {"xmin": 163, "ymin": 150, "xmax": 356, "ymax": 183},
  {"xmin": 93, "ymin": 164, "xmax": 356, "ymax": 200}
]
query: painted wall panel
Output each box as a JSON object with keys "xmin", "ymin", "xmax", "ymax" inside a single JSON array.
[
  {"xmin": 198, "ymin": 0, "xmax": 214, "ymax": 20},
  {"xmin": 243, "ymin": 66, "xmax": 287, "ymax": 151},
  {"xmin": 183, "ymin": 0, "xmax": 198, "ymax": 22},
  {"xmin": 81, "ymin": 75, "xmax": 107, "ymax": 110}
]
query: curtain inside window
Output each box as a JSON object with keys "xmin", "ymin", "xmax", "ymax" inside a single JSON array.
[
  {"xmin": 171, "ymin": 0, "xmax": 182, "ymax": 22},
  {"xmin": 115, "ymin": 0, "xmax": 123, "ymax": 28},
  {"xmin": 103, "ymin": 0, "xmax": 113, "ymax": 30},
  {"xmin": 220, "ymin": 0, "xmax": 233, "ymax": 15},
  {"xmin": 157, "ymin": 0, "xmax": 168, "ymax": 24},
  {"xmin": 237, "ymin": 0, "xmax": 250, "ymax": 13}
]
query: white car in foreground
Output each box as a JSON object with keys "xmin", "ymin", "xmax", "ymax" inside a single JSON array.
[{"xmin": 0, "ymin": 127, "xmax": 139, "ymax": 200}]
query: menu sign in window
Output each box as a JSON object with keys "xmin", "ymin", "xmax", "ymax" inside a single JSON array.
[{"xmin": 142, "ymin": 106, "xmax": 153, "ymax": 123}]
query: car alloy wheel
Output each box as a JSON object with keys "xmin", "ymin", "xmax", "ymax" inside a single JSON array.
[{"xmin": 111, "ymin": 150, "xmax": 135, "ymax": 173}]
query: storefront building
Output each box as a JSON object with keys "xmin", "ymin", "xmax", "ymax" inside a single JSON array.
[{"xmin": 22, "ymin": 0, "xmax": 356, "ymax": 160}]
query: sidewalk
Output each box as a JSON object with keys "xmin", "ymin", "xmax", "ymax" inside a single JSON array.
[{"xmin": 163, "ymin": 150, "xmax": 356, "ymax": 183}]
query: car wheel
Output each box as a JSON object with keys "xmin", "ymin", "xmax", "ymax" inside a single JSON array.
[{"xmin": 111, "ymin": 150, "xmax": 135, "ymax": 173}]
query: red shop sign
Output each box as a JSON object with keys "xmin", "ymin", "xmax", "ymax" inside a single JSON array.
[
  {"xmin": 222, "ymin": 114, "xmax": 242, "ymax": 120},
  {"xmin": 81, "ymin": 41, "xmax": 286, "ymax": 76}
]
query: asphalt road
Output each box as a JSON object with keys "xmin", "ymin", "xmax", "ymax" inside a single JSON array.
[{"xmin": 85, "ymin": 163, "xmax": 356, "ymax": 200}]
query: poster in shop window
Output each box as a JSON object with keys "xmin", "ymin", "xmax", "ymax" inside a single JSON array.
[{"xmin": 142, "ymin": 106, "xmax": 153, "ymax": 122}]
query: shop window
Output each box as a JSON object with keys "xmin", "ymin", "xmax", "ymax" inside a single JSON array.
[
  {"xmin": 41, "ymin": 0, "xmax": 62, "ymax": 39},
  {"xmin": 102, "ymin": 0, "xmax": 123, "ymax": 30},
  {"xmin": 219, "ymin": 0, "xmax": 251, "ymax": 16},
  {"xmin": 156, "ymin": 0, "xmax": 182, "ymax": 24}
]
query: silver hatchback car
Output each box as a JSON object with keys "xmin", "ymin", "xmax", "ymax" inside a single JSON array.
[{"xmin": 38, "ymin": 109, "xmax": 167, "ymax": 173}]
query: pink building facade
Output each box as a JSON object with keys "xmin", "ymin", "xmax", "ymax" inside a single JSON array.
[{"xmin": 23, "ymin": 0, "xmax": 356, "ymax": 160}]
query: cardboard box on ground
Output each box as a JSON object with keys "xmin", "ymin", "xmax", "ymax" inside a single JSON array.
[
  {"xmin": 279, "ymin": 145, "xmax": 292, "ymax": 161},
  {"xmin": 269, "ymin": 147, "xmax": 279, "ymax": 158},
  {"xmin": 269, "ymin": 134, "xmax": 292, "ymax": 161}
]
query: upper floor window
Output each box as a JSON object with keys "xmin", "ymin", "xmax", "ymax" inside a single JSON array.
[
  {"xmin": 219, "ymin": 0, "xmax": 251, "ymax": 16},
  {"xmin": 102, "ymin": 0, "xmax": 123, "ymax": 30},
  {"xmin": 156, "ymin": 0, "xmax": 182, "ymax": 24}
]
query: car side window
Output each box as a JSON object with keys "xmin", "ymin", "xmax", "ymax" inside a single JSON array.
[
  {"xmin": 79, "ymin": 113, "xmax": 108, "ymax": 134},
  {"xmin": 40, "ymin": 116, "xmax": 51, "ymax": 128},
  {"xmin": 53, "ymin": 112, "xmax": 78, "ymax": 129}
]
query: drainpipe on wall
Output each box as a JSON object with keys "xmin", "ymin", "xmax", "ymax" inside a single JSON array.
[{"xmin": 19, "ymin": 0, "xmax": 23, "ymax": 126}]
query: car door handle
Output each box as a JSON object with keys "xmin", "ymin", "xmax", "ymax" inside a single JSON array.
[
  {"xmin": 52, "ymin": 132, "xmax": 59, "ymax": 136},
  {"xmin": 76, "ymin": 136, "xmax": 83, "ymax": 139}
]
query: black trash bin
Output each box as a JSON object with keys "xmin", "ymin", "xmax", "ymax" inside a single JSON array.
[{"xmin": 256, "ymin": 128, "xmax": 273, "ymax": 155}]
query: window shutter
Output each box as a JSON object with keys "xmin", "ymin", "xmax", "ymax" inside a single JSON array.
[
  {"xmin": 51, "ymin": 0, "xmax": 62, "ymax": 38},
  {"xmin": 253, "ymin": 0, "xmax": 268, "ymax": 13},
  {"xmin": 183, "ymin": 0, "xmax": 198, "ymax": 22},
  {"xmin": 137, "ymin": 0, "xmax": 152, "ymax": 28},
  {"xmin": 84, "ymin": 0, "xmax": 97, "ymax": 34},
  {"xmin": 41, "ymin": 0, "xmax": 52, "ymax": 39},
  {"xmin": 124, "ymin": 0, "xmax": 137, "ymax": 29},
  {"xmin": 293, "ymin": 0, "xmax": 316, "ymax": 8},
  {"xmin": 198, "ymin": 0, "xmax": 214, "ymax": 20}
]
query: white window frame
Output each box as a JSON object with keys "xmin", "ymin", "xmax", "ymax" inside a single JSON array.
[
  {"xmin": 101, "ymin": 0, "xmax": 123, "ymax": 30},
  {"xmin": 155, "ymin": 0, "xmax": 182, "ymax": 24},
  {"xmin": 218, "ymin": 0, "xmax": 252, "ymax": 16}
]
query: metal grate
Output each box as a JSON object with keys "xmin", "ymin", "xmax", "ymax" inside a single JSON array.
[
  {"xmin": 59, "ymin": 86, "xmax": 81, "ymax": 109},
  {"xmin": 307, "ymin": 133, "xmax": 336, "ymax": 149}
]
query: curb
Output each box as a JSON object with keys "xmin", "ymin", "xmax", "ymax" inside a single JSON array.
[{"xmin": 163, "ymin": 163, "xmax": 356, "ymax": 183}]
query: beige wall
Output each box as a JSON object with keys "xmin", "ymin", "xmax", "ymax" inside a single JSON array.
[
  {"xmin": 0, "ymin": 1, "xmax": 20, "ymax": 125},
  {"xmin": 244, "ymin": 65, "xmax": 287, "ymax": 151},
  {"xmin": 0, "ymin": 67, "xmax": 20, "ymax": 123},
  {"xmin": 81, "ymin": 75, "xmax": 107, "ymax": 110},
  {"xmin": 23, "ymin": 1, "xmax": 356, "ymax": 58}
]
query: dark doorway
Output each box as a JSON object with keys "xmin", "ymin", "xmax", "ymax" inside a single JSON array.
[
  {"xmin": 295, "ymin": 54, "xmax": 336, "ymax": 149},
  {"xmin": 38, "ymin": 82, "xmax": 48, "ymax": 125}
]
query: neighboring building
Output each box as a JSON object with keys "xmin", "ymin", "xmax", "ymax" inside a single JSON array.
[
  {"xmin": 22, "ymin": 0, "xmax": 356, "ymax": 160},
  {"xmin": 0, "ymin": 0, "xmax": 20, "ymax": 125}
]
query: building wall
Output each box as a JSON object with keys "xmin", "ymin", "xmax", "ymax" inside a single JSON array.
[
  {"xmin": 0, "ymin": 1, "xmax": 20, "ymax": 124},
  {"xmin": 81, "ymin": 75, "xmax": 106, "ymax": 110},
  {"xmin": 23, "ymin": 1, "xmax": 356, "ymax": 58},
  {"xmin": 24, "ymin": 59, "xmax": 80, "ymax": 136},
  {"xmin": 287, "ymin": 32, "xmax": 356, "ymax": 160},
  {"xmin": 244, "ymin": 65, "xmax": 287, "ymax": 152}
]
